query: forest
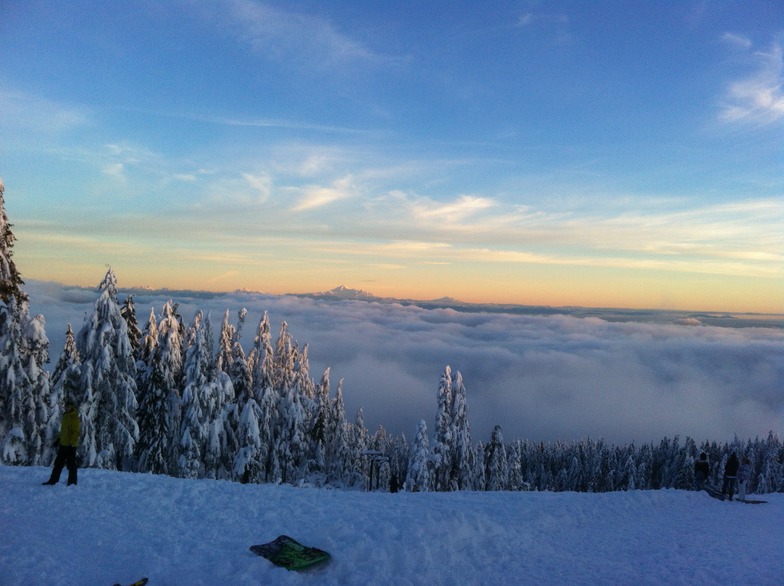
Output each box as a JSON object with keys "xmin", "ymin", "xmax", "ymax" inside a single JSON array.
[{"xmin": 1, "ymin": 183, "xmax": 783, "ymax": 494}]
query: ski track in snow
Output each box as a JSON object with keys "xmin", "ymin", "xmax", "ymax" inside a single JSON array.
[{"xmin": 1, "ymin": 466, "xmax": 782, "ymax": 585}]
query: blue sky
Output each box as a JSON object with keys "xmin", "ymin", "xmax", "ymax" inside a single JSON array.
[{"xmin": 2, "ymin": 1, "xmax": 782, "ymax": 311}]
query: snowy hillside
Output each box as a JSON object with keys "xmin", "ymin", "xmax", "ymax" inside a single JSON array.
[{"xmin": 2, "ymin": 466, "xmax": 782, "ymax": 586}]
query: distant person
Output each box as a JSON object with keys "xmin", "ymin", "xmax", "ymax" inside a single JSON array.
[
  {"xmin": 737, "ymin": 457, "xmax": 752, "ymax": 502},
  {"xmin": 42, "ymin": 400, "xmax": 81, "ymax": 486},
  {"xmin": 694, "ymin": 452, "xmax": 710, "ymax": 490},
  {"xmin": 721, "ymin": 452, "xmax": 739, "ymax": 501}
]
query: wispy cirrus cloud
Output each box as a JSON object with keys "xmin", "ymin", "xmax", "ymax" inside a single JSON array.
[
  {"xmin": 514, "ymin": 10, "xmax": 572, "ymax": 44},
  {"xmin": 721, "ymin": 32, "xmax": 753, "ymax": 50},
  {"xmin": 719, "ymin": 36, "xmax": 784, "ymax": 127},
  {"xmin": 219, "ymin": 0, "xmax": 400, "ymax": 71},
  {"xmin": 354, "ymin": 190, "xmax": 783, "ymax": 278},
  {"xmin": 0, "ymin": 88, "xmax": 89, "ymax": 134},
  {"xmin": 290, "ymin": 175, "xmax": 357, "ymax": 211},
  {"xmin": 407, "ymin": 194, "xmax": 496, "ymax": 223}
]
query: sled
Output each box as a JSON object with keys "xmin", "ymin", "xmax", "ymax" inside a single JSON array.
[{"xmin": 250, "ymin": 535, "xmax": 331, "ymax": 571}]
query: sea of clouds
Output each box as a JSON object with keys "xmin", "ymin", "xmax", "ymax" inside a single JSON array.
[{"xmin": 25, "ymin": 280, "xmax": 783, "ymax": 447}]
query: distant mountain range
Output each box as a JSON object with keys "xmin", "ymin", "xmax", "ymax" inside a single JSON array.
[
  {"xmin": 290, "ymin": 285, "xmax": 782, "ymax": 330},
  {"xmin": 27, "ymin": 280, "xmax": 783, "ymax": 330},
  {"xmin": 317, "ymin": 285, "xmax": 376, "ymax": 300}
]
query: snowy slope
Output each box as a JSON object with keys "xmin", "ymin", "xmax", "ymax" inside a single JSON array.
[{"xmin": 1, "ymin": 466, "xmax": 782, "ymax": 586}]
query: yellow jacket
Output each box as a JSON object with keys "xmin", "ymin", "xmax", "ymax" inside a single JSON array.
[{"xmin": 60, "ymin": 409, "xmax": 81, "ymax": 448}]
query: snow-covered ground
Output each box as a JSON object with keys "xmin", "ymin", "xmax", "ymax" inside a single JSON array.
[{"xmin": 2, "ymin": 466, "xmax": 781, "ymax": 586}]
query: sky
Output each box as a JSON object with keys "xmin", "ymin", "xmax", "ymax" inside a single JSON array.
[
  {"xmin": 1, "ymin": 0, "xmax": 783, "ymax": 312},
  {"xmin": 26, "ymin": 280, "xmax": 783, "ymax": 446}
]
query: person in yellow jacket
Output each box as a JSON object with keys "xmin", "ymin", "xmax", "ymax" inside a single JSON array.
[{"xmin": 43, "ymin": 400, "xmax": 81, "ymax": 486}]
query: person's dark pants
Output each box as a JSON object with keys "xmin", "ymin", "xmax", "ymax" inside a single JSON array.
[
  {"xmin": 721, "ymin": 475, "xmax": 736, "ymax": 500},
  {"xmin": 46, "ymin": 446, "xmax": 78, "ymax": 485}
]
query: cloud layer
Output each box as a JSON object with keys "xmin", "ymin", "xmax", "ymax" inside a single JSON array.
[{"xmin": 27, "ymin": 281, "xmax": 783, "ymax": 447}]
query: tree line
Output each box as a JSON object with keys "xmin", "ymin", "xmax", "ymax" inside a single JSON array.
[{"xmin": 1, "ymin": 182, "xmax": 782, "ymax": 493}]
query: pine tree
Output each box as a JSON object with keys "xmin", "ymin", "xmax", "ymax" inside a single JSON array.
[
  {"xmin": 757, "ymin": 432, "xmax": 782, "ymax": 494},
  {"xmin": 308, "ymin": 368, "xmax": 331, "ymax": 479},
  {"xmin": 271, "ymin": 321, "xmax": 305, "ymax": 484},
  {"xmin": 203, "ymin": 356, "xmax": 236, "ymax": 480},
  {"xmin": 0, "ymin": 299, "xmax": 35, "ymax": 464},
  {"xmin": 507, "ymin": 440, "xmax": 524, "ymax": 491},
  {"xmin": 0, "ymin": 179, "xmax": 28, "ymax": 307},
  {"xmin": 249, "ymin": 311, "xmax": 275, "ymax": 392},
  {"xmin": 230, "ymin": 309, "xmax": 252, "ymax": 407},
  {"xmin": 120, "ymin": 295, "xmax": 142, "ymax": 360},
  {"xmin": 178, "ymin": 311, "xmax": 210, "ymax": 479},
  {"xmin": 199, "ymin": 309, "xmax": 241, "ymax": 479},
  {"xmin": 473, "ymin": 441, "xmax": 487, "ymax": 490},
  {"xmin": 622, "ymin": 454, "xmax": 637, "ymax": 491},
  {"xmin": 76, "ymin": 267, "xmax": 139, "ymax": 470},
  {"xmin": 216, "ymin": 309, "xmax": 235, "ymax": 376},
  {"xmin": 135, "ymin": 302, "xmax": 183, "ymax": 475},
  {"xmin": 326, "ymin": 378, "xmax": 351, "ymax": 486},
  {"xmin": 0, "ymin": 182, "xmax": 49, "ymax": 465},
  {"xmin": 232, "ymin": 394, "xmax": 263, "ymax": 483},
  {"xmin": 157, "ymin": 301, "xmax": 184, "ymax": 470},
  {"xmin": 484, "ymin": 425, "xmax": 508, "ymax": 491},
  {"xmin": 44, "ymin": 324, "xmax": 81, "ymax": 465},
  {"xmin": 431, "ymin": 366, "xmax": 453, "ymax": 491},
  {"xmin": 405, "ymin": 420, "xmax": 431, "ymax": 491},
  {"xmin": 135, "ymin": 308, "xmax": 159, "ymax": 472},
  {"xmin": 450, "ymin": 370, "xmax": 473, "ymax": 490},
  {"xmin": 248, "ymin": 312, "xmax": 275, "ymax": 482},
  {"xmin": 349, "ymin": 408, "xmax": 370, "ymax": 487}
]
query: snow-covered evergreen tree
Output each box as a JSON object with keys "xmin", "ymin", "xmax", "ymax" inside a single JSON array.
[
  {"xmin": 249, "ymin": 311, "xmax": 275, "ymax": 392},
  {"xmin": 406, "ymin": 420, "xmax": 431, "ymax": 491},
  {"xmin": 76, "ymin": 268, "xmax": 139, "ymax": 470},
  {"xmin": 157, "ymin": 301, "xmax": 184, "ymax": 467},
  {"xmin": 216, "ymin": 309, "xmax": 235, "ymax": 376},
  {"xmin": 203, "ymin": 358, "xmax": 236, "ymax": 480},
  {"xmin": 622, "ymin": 454, "xmax": 637, "ymax": 491},
  {"xmin": 449, "ymin": 370, "xmax": 473, "ymax": 490},
  {"xmin": 120, "ymin": 295, "xmax": 142, "ymax": 360},
  {"xmin": 307, "ymin": 368, "xmax": 332, "ymax": 480},
  {"xmin": 232, "ymin": 395, "xmax": 263, "ymax": 483},
  {"xmin": 229, "ymin": 309, "xmax": 252, "ymax": 406},
  {"xmin": 271, "ymin": 321, "xmax": 307, "ymax": 484},
  {"xmin": 247, "ymin": 312, "xmax": 275, "ymax": 482},
  {"xmin": 277, "ymin": 383, "xmax": 308, "ymax": 485},
  {"xmin": 0, "ymin": 178, "xmax": 27, "ymax": 307},
  {"xmin": 473, "ymin": 441, "xmax": 487, "ymax": 490},
  {"xmin": 757, "ymin": 432, "xmax": 783, "ymax": 494},
  {"xmin": 178, "ymin": 311, "xmax": 210, "ymax": 479},
  {"xmin": 0, "ymin": 182, "xmax": 49, "ymax": 466},
  {"xmin": 0, "ymin": 299, "xmax": 29, "ymax": 464},
  {"xmin": 326, "ymin": 378, "xmax": 352, "ymax": 486},
  {"xmin": 507, "ymin": 440, "xmax": 524, "ymax": 491},
  {"xmin": 348, "ymin": 408, "xmax": 370, "ymax": 487},
  {"xmin": 135, "ymin": 308, "xmax": 161, "ymax": 472},
  {"xmin": 484, "ymin": 425, "xmax": 508, "ymax": 491},
  {"xmin": 431, "ymin": 366, "xmax": 453, "ymax": 491},
  {"xmin": 135, "ymin": 302, "xmax": 183, "ymax": 475},
  {"xmin": 44, "ymin": 324, "xmax": 81, "ymax": 464}
]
